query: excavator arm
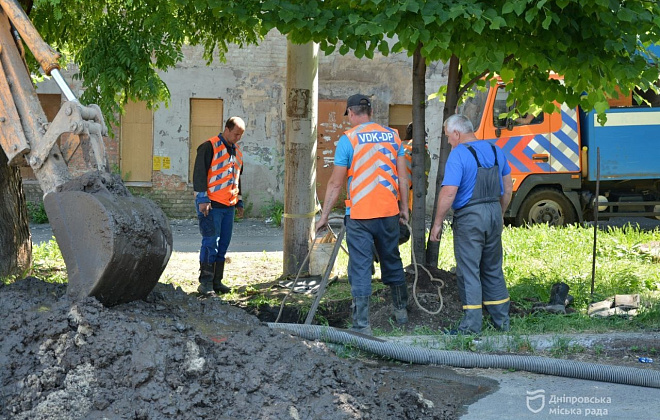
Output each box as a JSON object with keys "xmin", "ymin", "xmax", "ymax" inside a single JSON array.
[{"xmin": 0, "ymin": 0, "xmax": 172, "ymax": 305}]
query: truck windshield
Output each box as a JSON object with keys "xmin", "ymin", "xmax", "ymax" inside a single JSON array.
[
  {"xmin": 493, "ymin": 86, "xmax": 544, "ymax": 127},
  {"xmin": 458, "ymin": 88, "xmax": 489, "ymax": 131}
]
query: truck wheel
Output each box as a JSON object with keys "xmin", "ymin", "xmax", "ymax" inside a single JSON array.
[{"xmin": 515, "ymin": 188, "xmax": 578, "ymax": 227}]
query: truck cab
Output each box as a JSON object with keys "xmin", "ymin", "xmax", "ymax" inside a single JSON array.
[{"xmin": 466, "ymin": 78, "xmax": 660, "ymax": 226}]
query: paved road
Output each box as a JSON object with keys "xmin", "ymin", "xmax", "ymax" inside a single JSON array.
[
  {"xmin": 459, "ymin": 368, "xmax": 660, "ymax": 419},
  {"xmin": 387, "ymin": 333, "xmax": 660, "ymax": 419},
  {"xmin": 31, "ymin": 217, "xmax": 285, "ymax": 253}
]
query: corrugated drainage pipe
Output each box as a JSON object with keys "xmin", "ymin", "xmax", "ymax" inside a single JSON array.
[{"xmin": 268, "ymin": 323, "xmax": 660, "ymax": 389}]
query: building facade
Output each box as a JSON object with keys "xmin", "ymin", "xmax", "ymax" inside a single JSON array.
[{"xmin": 26, "ymin": 31, "xmax": 448, "ymax": 219}]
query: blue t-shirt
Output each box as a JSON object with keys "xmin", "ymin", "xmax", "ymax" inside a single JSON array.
[
  {"xmin": 442, "ymin": 140, "xmax": 511, "ymax": 210},
  {"xmin": 334, "ymin": 123, "xmax": 406, "ymax": 215}
]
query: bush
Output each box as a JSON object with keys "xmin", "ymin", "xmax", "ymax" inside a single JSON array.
[
  {"xmin": 27, "ymin": 201, "xmax": 48, "ymax": 224},
  {"xmin": 263, "ymin": 199, "xmax": 284, "ymax": 227}
]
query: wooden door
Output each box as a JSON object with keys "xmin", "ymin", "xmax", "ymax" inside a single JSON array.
[
  {"xmin": 189, "ymin": 99, "xmax": 223, "ymax": 183},
  {"xmin": 317, "ymin": 100, "xmax": 351, "ymax": 206},
  {"xmin": 389, "ymin": 104, "xmax": 412, "ymax": 139},
  {"xmin": 120, "ymin": 101, "xmax": 153, "ymax": 182}
]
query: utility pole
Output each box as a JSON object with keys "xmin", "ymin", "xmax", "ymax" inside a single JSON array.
[{"xmin": 283, "ymin": 40, "xmax": 319, "ymax": 276}]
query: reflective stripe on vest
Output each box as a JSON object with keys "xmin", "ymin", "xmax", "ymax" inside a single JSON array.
[
  {"xmin": 207, "ymin": 136, "xmax": 242, "ymax": 206},
  {"xmin": 345, "ymin": 123, "xmax": 401, "ymax": 219},
  {"xmin": 402, "ymin": 140, "xmax": 413, "ymax": 208},
  {"xmin": 402, "ymin": 140, "xmax": 413, "ymax": 184}
]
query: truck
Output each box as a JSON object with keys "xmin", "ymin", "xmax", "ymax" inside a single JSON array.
[
  {"xmin": 0, "ymin": 0, "xmax": 172, "ymax": 305},
  {"xmin": 464, "ymin": 75, "xmax": 660, "ymax": 226}
]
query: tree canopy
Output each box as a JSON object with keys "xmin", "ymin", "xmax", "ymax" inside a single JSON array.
[
  {"xmin": 27, "ymin": 0, "xmax": 262, "ymax": 120},
  {"xmin": 23, "ymin": 1, "xmax": 660, "ymax": 122},
  {"xmin": 260, "ymin": 0, "xmax": 660, "ymax": 118}
]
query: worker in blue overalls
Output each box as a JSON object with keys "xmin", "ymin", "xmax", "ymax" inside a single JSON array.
[{"xmin": 429, "ymin": 114, "xmax": 513, "ymax": 334}]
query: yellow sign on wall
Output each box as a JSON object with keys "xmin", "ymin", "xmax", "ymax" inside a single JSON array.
[{"xmin": 153, "ymin": 156, "xmax": 171, "ymax": 171}]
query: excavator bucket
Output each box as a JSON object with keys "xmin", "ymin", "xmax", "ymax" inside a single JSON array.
[
  {"xmin": 44, "ymin": 172, "xmax": 173, "ymax": 306},
  {"xmin": 0, "ymin": 0, "xmax": 173, "ymax": 306}
]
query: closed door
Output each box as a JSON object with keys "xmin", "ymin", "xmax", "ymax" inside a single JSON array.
[
  {"xmin": 189, "ymin": 99, "xmax": 223, "ymax": 183},
  {"xmin": 317, "ymin": 100, "xmax": 351, "ymax": 205}
]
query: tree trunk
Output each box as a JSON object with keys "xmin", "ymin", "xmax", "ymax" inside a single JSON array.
[
  {"xmin": 411, "ymin": 43, "xmax": 427, "ymax": 265},
  {"xmin": 0, "ymin": 150, "xmax": 32, "ymax": 278},
  {"xmin": 283, "ymin": 40, "xmax": 319, "ymax": 276},
  {"xmin": 426, "ymin": 55, "xmax": 460, "ymax": 267}
]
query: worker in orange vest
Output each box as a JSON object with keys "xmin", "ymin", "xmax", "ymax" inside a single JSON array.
[
  {"xmin": 316, "ymin": 94, "xmax": 409, "ymax": 335},
  {"xmin": 193, "ymin": 116, "xmax": 246, "ymax": 296}
]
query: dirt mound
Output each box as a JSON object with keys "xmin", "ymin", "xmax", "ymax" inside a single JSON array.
[
  {"xmin": 372, "ymin": 266, "xmax": 463, "ymax": 332},
  {"xmin": 0, "ymin": 277, "xmax": 487, "ymax": 419}
]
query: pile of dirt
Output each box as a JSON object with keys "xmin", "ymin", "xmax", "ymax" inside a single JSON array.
[
  {"xmin": 371, "ymin": 266, "xmax": 463, "ymax": 332},
  {"xmin": 0, "ymin": 277, "xmax": 489, "ymax": 420}
]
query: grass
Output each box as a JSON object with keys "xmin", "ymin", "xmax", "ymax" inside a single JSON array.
[
  {"xmin": 30, "ymin": 239, "xmax": 67, "ymax": 284},
  {"xmin": 18, "ymin": 220, "xmax": 660, "ymax": 339},
  {"xmin": 504, "ymin": 224, "xmax": 659, "ymax": 305},
  {"xmin": 27, "ymin": 201, "xmax": 49, "ymax": 224},
  {"xmin": 501, "ymin": 223, "xmax": 660, "ymax": 334},
  {"xmin": 263, "ymin": 199, "xmax": 284, "ymax": 227}
]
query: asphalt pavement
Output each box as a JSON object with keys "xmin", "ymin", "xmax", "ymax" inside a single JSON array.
[{"xmin": 30, "ymin": 217, "xmax": 285, "ymax": 253}]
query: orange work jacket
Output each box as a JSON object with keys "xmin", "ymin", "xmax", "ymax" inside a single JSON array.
[{"xmin": 207, "ymin": 136, "xmax": 243, "ymax": 206}]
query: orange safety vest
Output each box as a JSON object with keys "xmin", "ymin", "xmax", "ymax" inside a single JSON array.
[
  {"xmin": 207, "ymin": 136, "xmax": 243, "ymax": 206},
  {"xmin": 344, "ymin": 123, "xmax": 401, "ymax": 219}
]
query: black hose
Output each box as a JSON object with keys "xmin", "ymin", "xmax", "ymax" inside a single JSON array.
[{"xmin": 268, "ymin": 323, "xmax": 660, "ymax": 389}]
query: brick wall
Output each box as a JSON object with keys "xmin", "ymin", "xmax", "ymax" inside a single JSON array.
[{"xmin": 23, "ymin": 174, "xmax": 195, "ymax": 220}]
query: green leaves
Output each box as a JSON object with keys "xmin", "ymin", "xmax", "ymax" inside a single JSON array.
[
  {"xmin": 594, "ymin": 100, "xmax": 610, "ymax": 115},
  {"xmin": 26, "ymin": 0, "xmax": 660, "ymax": 126},
  {"xmin": 499, "ymin": 68, "xmax": 515, "ymax": 83},
  {"xmin": 28, "ymin": 0, "xmax": 263, "ymax": 124},
  {"xmin": 617, "ymin": 7, "xmax": 634, "ymax": 23}
]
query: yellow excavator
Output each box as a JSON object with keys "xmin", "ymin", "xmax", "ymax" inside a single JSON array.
[{"xmin": 0, "ymin": 0, "xmax": 172, "ymax": 305}]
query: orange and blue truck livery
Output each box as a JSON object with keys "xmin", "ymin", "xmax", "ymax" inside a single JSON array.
[{"xmin": 470, "ymin": 79, "xmax": 660, "ymax": 226}]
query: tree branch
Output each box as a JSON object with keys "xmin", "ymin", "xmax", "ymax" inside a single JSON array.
[{"xmin": 457, "ymin": 54, "xmax": 515, "ymax": 98}]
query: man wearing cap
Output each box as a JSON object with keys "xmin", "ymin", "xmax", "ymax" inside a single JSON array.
[{"xmin": 316, "ymin": 94, "xmax": 409, "ymax": 335}]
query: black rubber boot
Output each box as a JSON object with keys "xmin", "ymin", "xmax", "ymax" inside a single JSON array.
[
  {"xmin": 390, "ymin": 283, "xmax": 409, "ymax": 325},
  {"xmin": 197, "ymin": 263, "xmax": 215, "ymax": 295},
  {"xmin": 546, "ymin": 282, "xmax": 570, "ymax": 313},
  {"xmin": 549, "ymin": 282, "xmax": 569, "ymax": 306},
  {"xmin": 350, "ymin": 296, "xmax": 372, "ymax": 335},
  {"xmin": 213, "ymin": 261, "xmax": 231, "ymax": 294}
]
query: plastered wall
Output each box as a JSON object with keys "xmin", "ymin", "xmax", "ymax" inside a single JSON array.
[{"xmin": 32, "ymin": 30, "xmax": 448, "ymax": 218}]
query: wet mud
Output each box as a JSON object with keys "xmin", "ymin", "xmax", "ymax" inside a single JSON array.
[{"xmin": 1, "ymin": 277, "xmax": 493, "ymax": 419}]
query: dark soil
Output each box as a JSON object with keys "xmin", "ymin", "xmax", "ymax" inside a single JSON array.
[
  {"xmin": 0, "ymin": 277, "xmax": 493, "ymax": 420},
  {"xmin": 372, "ymin": 266, "xmax": 463, "ymax": 333},
  {"xmin": 242, "ymin": 265, "xmax": 464, "ymax": 333}
]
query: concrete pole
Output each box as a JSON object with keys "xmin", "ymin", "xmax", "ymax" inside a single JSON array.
[{"xmin": 283, "ymin": 40, "xmax": 319, "ymax": 276}]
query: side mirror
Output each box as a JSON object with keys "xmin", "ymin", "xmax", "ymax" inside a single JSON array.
[
  {"xmin": 495, "ymin": 127, "xmax": 502, "ymax": 138},
  {"xmin": 506, "ymin": 118, "xmax": 515, "ymax": 131}
]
